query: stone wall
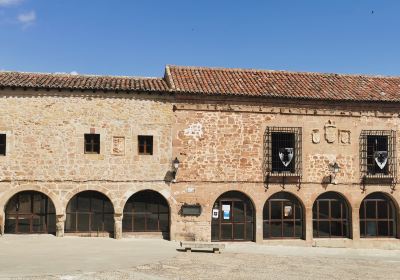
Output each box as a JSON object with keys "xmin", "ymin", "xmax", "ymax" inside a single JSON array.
[
  {"xmin": 0, "ymin": 89, "xmax": 177, "ymax": 236},
  {"xmin": 0, "ymin": 89, "xmax": 400, "ymax": 248},
  {"xmin": 171, "ymin": 99, "xmax": 400, "ymax": 247}
]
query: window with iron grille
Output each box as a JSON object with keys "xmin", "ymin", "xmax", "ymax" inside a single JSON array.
[
  {"xmin": 360, "ymin": 130, "xmax": 396, "ymax": 178},
  {"xmin": 264, "ymin": 127, "xmax": 302, "ymax": 176},
  {"xmin": 0, "ymin": 134, "xmax": 6, "ymax": 156},
  {"xmin": 138, "ymin": 135, "xmax": 153, "ymax": 155},
  {"xmin": 84, "ymin": 134, "xmax": 100, "ymax": 154}
]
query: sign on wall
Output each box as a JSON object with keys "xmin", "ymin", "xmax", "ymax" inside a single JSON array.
[{"xmin": 212, "ymin": 209, "xmax": 219, "ymax": 219}]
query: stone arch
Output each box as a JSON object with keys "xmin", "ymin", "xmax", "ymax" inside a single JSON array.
[
  {"xmin": 264, "ymin": 190, "xmax": 306, "ymax": 211},
  {"xmin": 120, "ymin": 186, "xmax": 172, "ymax": 212},
  {"xmin": 0, "ymin": 185, "xmax": 63, "ymax": 216},
  {"xmin": 64, "ymin": 190, "xmax": 115, "ymax": 235},
  {"xmin": 208, "ymin": 189, "xmax": 257, "ymax": 216},
  {"xmin": 211, "ymin": 190, "xmax": 255, "ymax": 241},
  {"xmin": 263, "ymin": 191, "xmax": 305, "ymax": 239},
  {"xmin": 358, "ymin": 191, "xmax": 399, "ymax": 238},
  {"xmin": 312, "ymin": 191, "xmax": 352, "ymax": 238},
  {"xmin": 63, "ymin": 186, "xmax": 119, "ymax": 214},
  {"xmin": 122, "ymin": 189, "xmax": 171, "ymax": 239},
  {"xmin": 354, "ymin": 190, "xmax": 399, "ymax": 210}
]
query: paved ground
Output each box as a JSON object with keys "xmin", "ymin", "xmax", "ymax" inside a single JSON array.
[{"xmin": 1, "ymin": 235, "xmax": 400, "ymax": 279}]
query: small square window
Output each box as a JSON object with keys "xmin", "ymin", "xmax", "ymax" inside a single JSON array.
[
  {"xmin": 84, "ymin": 134, "xmax": 100, "ymax": 154},
  {"xmin": 0, "ymin": 134, "xmax": 6, "ymax": 156},
  {"xmin": 138, "ymin": 135, "xmax": 153, "ymax": 155}
]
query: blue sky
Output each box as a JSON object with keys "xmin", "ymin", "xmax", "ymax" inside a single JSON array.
[{"xmin": 0, "ymin": 0, "xmax": 399, "ymax": 77}]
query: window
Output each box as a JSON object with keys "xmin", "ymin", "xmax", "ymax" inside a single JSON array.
[
  {"xmin": 123, "ymin": 190, "xmax": 169, "ymax": 234},
  {"xmin": 263, "ymin": 192, "xmax": 303, "ymax": 239},
  {"xmin": 138, "ymin": 135, "xmax": 153, "ymax": 155},
  {"xmin": 264, "ymin": 127, "xmax": 302, "ymax": 175},
  {"xmin": 360, "ymin": 193, "xmax": 397, "ymax": 238},
  {"xmin": 312, "ymin": 192, "xmax": 350, "ymax": 238},
  {"xmin": 360, "ymin": 130, "xmax": 396, "ymax": 178},
  {"xmin": 65, "ymin": 191, "xmax": 114, "ymax": 234},
  {"xmin": 84, "ymin": 134, "xmax": 100, "ymax": 154},
  {"xmin": 0, "ymin": 134, "xmax": 5, "ymax": 155}
]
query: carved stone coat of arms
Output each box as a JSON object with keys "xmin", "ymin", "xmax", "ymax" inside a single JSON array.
[{"xmin": 324, "ymin": 120, "xmax": 336, "ymax": 143}]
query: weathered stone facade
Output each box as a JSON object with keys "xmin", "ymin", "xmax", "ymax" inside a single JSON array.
[
  {"xmin": 171, "ymin": 99, "xmax": 400, "ymax": 248},
  {"xmin": 0, "ymin": 68, "xmax": 400, "ymax": 249},
  {"xmin": 0, "ymin": 90, "xmax": 177, "ymax": 237}
]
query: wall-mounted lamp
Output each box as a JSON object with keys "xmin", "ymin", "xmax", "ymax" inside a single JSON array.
[
  {"xmin": 329, "ymin": 162, "xmax": 340, "ymax": 184},
  {"xmin": 172, "ymin": 157, "xmax": 180, "ymax": 182}
]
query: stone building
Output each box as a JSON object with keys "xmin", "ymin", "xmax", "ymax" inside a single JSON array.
[{"xmin": 0, "ymin": 66, "xmax": 400, "ymax": 248}]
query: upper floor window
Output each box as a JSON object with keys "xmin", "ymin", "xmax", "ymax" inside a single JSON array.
[
  {"xmin": 138, "ymin": 135, "xmax": 153, "ymax": 155},
  {"xmin": 264, "ymin": 127, "xmax": 302, "ymax": 175},
  {"xmin": 84, "ymin": 134, "xmax": 100, "ymax": 154},
  {"xmin": 360, "ymin": 130, "xmax": 396, "ymax": 178},
  {"xmin": 0, "ymin": 134, "xmax": 5, "ymax": 156}
]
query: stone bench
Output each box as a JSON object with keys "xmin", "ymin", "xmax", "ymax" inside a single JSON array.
[{"xmin": 180, "ymin": 241, "xmax": 225, "ymax": 253}]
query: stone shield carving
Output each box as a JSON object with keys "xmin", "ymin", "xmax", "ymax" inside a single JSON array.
[
  {"xmin": 324, "ymin": 120, "xmax": 336, "ymax": 143},
  {"xmin": 339, "ymin": 130, "xmax": 351, "ymax": 144},
  {"xmin": 312, "ymin": 129, "xmax": 320, "ymax": 144}
]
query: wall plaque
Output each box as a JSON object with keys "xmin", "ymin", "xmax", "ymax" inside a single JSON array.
[
  {"xmin": 112, "ymin": 136, "xmax": 125, "ymax": 155},
  {"xmin": 181, "ymin": 204, "xmax": 202, "ymax": 216}
]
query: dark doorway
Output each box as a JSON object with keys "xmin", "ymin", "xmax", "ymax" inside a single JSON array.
[
  {"xmin": 360, "ymin": 192, "xmax": 397, "ymax": 238},
  {"xmin": 5, "ymin": 191, "xmax": 56, "ymax": 234},
  {"xmin": 211, "ymin": 191, "xmax": 254, "ymax": 242},
  {"xmin": 65, "ymin": 191, "xmax": 114, "ymax": 235},
  {"xmin": 312, "ymin": 192, "xmax": 351, "ymax": 238},
  {"xmin": 263, "ymin": 192, "xmax": 304, "ymax": 239},
  {"xmin": 122, "ymin": 190, "xmax": 169, "ymax": 239}
]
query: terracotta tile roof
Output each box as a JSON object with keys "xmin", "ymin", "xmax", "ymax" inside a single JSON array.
[
  {"xmin": 166, "ymin": 65, "xmax": 400, "ymax": 102},
  {"xmin": 0, "ymin": 71, "xmax": 169, "ymax": 92},
  {"xmin": 2, "ymin": 66, "xmax": 400, "ymax": 103}
]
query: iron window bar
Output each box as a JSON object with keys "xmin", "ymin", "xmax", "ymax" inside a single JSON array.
[
  {"xmin": 359, "ymin": 130, "xmax": 397, "ymax": 189},
  {"xmin": 263, "ymin": 127, "xmax": 302, "ymax": 189}
]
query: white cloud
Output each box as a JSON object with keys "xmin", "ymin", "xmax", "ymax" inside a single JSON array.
[
  {"xmin": 70, "ymin": 71, "xmax": 78, "ymax": 75},
  {"xmin": 17, "ymin": 10, "xmax": 35, "ymax": 26},
  {"xmin": 0, "ymin": 0, "xmax": 23, "ymax": 7}
]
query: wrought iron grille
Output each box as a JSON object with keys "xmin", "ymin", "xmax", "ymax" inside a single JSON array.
[
  {"xmin": 264, "ymin": 127, "xmax": 302, "ymax": 177},
  {"xmin": 359, "ymin": 130, "xmax": 396, "ymax": 180}
]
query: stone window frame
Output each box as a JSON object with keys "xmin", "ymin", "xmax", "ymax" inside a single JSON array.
[
  {"xmin": 359, "ymin": 130, "xmax": 396, "ymax": 181},
  {"xmin": 138, "ymin": 135, "xmax": 153, "ymax": 155},
  {"xmin": 263, "ymin": 126, "xmax": 302, "ymax": 177},
  {"xmin": 84, "ymin": 133, "xmax": 101, "ymax": 154}
]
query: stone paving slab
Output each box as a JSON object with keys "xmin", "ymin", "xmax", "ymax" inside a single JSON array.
[{"xmin": 1, "ymin": 235, "xmax": 400, "ymax": 279}]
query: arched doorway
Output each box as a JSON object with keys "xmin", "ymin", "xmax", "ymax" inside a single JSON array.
[
  {"xmin": 312, "ymin": 192, "xmax": 351, "ymax": 238},
  {"xmin": 360, "ymin": 192, "xmax": 397, "ymax": 238},
  {"xmin": 122, "ymin": 190, "xmax": 170, "ymax": 239},
  {"xmin": 263, "ymin": 192, "xmax": 304, "ymax": 239},
  {"xmin": 211, "ymin": 191, "xmax": 254, "ymax": 242},
  {"xmin": 65, "ymin": 191, "xmax": 114, "ymax": 235},
  {"xmin": 5, "ymin": 191, "xmax": 56, "ymax": 234}
]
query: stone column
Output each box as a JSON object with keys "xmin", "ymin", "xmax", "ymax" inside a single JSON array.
[
  {"xmin": 56, "ymin": 214, "xmax": 65, "ymax": 237},
  {"xmin": 255, "ymin": 206, "xmax": 264, "ymax": 243},
  {"xmin": 305, "ymin": 207, "xmax": 313, "ymax": 244},
  {"xmin": 351, "ymin": 207, "xmax": 360, "ymax": 241},
  {"xmin": 114, "ymin": 213, "xmax": 123, "ymax": 240}
]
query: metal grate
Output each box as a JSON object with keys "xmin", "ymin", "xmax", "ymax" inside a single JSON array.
[
  {"xmin": 264, "ymin": 127, "xmax": 302, "ymax": 177},
  {"xmin": 359, "ymin": 130, "xmax": 396, "ymax": 181}
]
